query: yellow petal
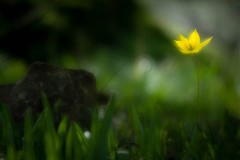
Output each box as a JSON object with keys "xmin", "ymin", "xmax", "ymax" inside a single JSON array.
[
  {"xmin": 174, "ymin": 40, "xmax": 190, "ymax": 52},
  {"xmin": 179, "ymin": 34, "xmax": 188, "ymax": 41},
  {"xmin": 200, "ymin": 36, "xmax": 213, "ymax": 48},
  {"xmin": 181, "ymin": 47, "xmax": 201, "ymax": 54},
  {"xmin": 179, "ymin": 34, "xmax": 190, "ymax": 49},
  {"xmin": 178, "ymin": 49, "xmax": 191, "ymax": 54},
  {"xmin": 190, "ymin": 46, "xmax": 202, "ymax": 54},
  {"xmin": 189, "ymin": 29, "xmax": 200, "ymax": 49}
]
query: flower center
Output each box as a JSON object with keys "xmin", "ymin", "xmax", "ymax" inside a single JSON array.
[{"xmin": 189, "ymin": 43, "xmax": 194, "ymax": 51}]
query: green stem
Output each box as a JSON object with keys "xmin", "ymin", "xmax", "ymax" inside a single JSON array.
[{"xmin": 194, "ymin": 54, "xmax": 200, "ymax": 105}]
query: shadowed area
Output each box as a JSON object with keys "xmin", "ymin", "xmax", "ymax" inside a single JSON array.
[{"xmin": 0, "ymin": 62, "xmax": 97, "ymax": 129}]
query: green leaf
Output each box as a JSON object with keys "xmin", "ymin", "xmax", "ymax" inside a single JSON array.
[
  {"xmin": 88, "ymin": 95, "xmax": 115, "ymax": 160},
  {"xmin": 130, "ymin": 105, "xmax": 144, "ymax": 138},
  {"xmin": 24, "ymin": 108, "xmax": 35, "ymax": 160}
]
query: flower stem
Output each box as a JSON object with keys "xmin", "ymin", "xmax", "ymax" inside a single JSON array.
[{"xmin": 194, "ymin": 54, "xmax": 200, "ymax": 105}]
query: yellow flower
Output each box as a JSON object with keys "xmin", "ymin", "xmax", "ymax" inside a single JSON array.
[{"xmin": 174, "ymin": 29, "xmax": 213, "ymax": 54}]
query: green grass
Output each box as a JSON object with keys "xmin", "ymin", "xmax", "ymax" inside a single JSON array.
[
  {"xmin": 0, "ymin": 94, "xmax": 122, "ymax": 160},
  {"xmin": 1, "ymin": 92, "xmax": 240, "ymax": 160}
]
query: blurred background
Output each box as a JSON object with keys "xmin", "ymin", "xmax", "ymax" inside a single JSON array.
[{"xmin": 0, "ymin": 0, "xmax": 240, "ymax": 147}]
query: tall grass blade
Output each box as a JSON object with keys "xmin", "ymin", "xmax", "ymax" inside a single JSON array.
[
  {"xmin": 130, "ymin": 105, "xmax": 144, "ymax": 138},
  {"xmin": 88, "ymin": 95, "xmax": 115, "ymax": 160},
  {"xmin": 65, "ymin": 122, "xmax": 89, "ymax": 160},
  {"xmin": 24, "ymin": 108, "xmax": 35, "ymax": 160},
  {"xmin": 0, "ymin": 103, "xmax": 16, "ymax": 159}
]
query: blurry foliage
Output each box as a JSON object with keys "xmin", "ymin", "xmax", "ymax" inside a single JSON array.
[
  {"xmin": 0, "ymin": 54, "xmax": 26, "ymax": 83},
  {"xmin": 0, "ymin": 94, "xmax": 119, "ymax": 160},
  {"xmin": 0, "ymin": 0, "xmax": 174, "ymax": 63},
  {"xmin": 1, "ymin": 91, "xmax": 240, "ymax": 159},
  {"xmin": 0, "ymin": 0, "xmax": 240, "ymax": 159}
]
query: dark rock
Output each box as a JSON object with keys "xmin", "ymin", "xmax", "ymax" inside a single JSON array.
[{"xmin": 0, "ymin": 62, "xmax": 98, "ymax": 129}]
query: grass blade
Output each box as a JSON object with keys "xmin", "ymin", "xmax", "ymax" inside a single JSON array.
[
  {"xmin": 88, "ymin": 95, "xmax": 115, "ymax": 160},
  {"xmin": 24, "ymin": 108, "xmax": 35, "ymax": 160}
]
